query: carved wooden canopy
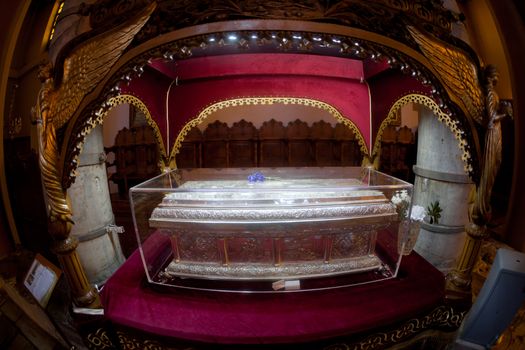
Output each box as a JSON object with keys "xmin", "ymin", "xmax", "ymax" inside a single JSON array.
[
  {"xmin": 36, "ymin": 0, "xmax": 508, "ymax": 308},
  {"xmin": 47, "ymin": 0, "xmax": 485, "ymax": 189}
]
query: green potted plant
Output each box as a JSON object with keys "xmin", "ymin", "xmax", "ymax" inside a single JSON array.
[{"xmin": 426, "ymin": 200, "xmax": 442, "ymax": 225}]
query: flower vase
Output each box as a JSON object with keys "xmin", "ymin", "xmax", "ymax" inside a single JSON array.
[{"xmin": 398, "ymin": 219, "xmax": 421, "ymax": 255}]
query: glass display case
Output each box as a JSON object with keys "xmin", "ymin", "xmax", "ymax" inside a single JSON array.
[{"xmin": 129, "ymin": 167, "xmax": 414, "ymax": 292}]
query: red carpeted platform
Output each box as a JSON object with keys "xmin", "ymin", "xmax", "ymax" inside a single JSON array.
[{"xmin": 101, "ymin": 236, "xmax": 445, "ymax": 344}]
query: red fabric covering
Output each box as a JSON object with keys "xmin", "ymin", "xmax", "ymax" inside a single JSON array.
[
  {"xmin": 121, "ymin": 67, "xmax": 171, "ymax": 141},
  {"xmin": 121, "ymin": 54, "xmax": 439, "ymax": 160},
  {"xmin": 150, "ymin": 54, "xmax": 365, "ymax": 81},
  {"xmin": 101, "ymin": 235, "xmax": 445, "ymax": 344},
  {"xmin": 363, "ymin": 58, "xmax": 390, "ymax": 79},
  {"xmin": 168, "ymin": 75, "xmax": 370, "ymax": 148},
  {"xmin": 122, "ymin": 53, "xmax": 371, "ymax": 155},
  {"xmin": 368, "ymin": 70, "xmax": 433, "ymax": 148}
]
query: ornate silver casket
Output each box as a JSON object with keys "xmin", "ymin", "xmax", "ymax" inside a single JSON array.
[{"xmin": 131, "ymin": 167, "xmax": 412, "ymax": 292}]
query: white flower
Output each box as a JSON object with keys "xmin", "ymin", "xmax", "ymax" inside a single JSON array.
[
  {"xmin": 391, "ymin": 190, "xmax": 412, "ymax": 220},
  {"xmin": 391, "ymin": 196, "xmax": 402, "ymax": 205},
  {"xmin": 410, "ymin": 205, "xmax": 426, "ymax": 222}
]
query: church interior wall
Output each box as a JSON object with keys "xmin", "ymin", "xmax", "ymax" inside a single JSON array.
[
  {"xmin": 167, "ymin": 74, "xmax": 370, "ymax": 145},
  {"xmin": 103, "ymin": 103, "xmax": 130, "ymax": 194},
  {"xmin": 484, "ymin": 0, "xmax": 525, "ymax": 251},
  {"xmin": 0, "ymin": 201, "xmax": 13, "ymax": 258},
  {"xmin": 103, "ymin": 104, "xmax": 130, "ymax": 151},
  {"xmin": 0, "ymin": 0, "xmax": 525, "ymax": 344},
  {"xmin": 0, "ymin": 0, "xmax": 32, "ymax": 257},
  {"xmin": 367, "ymin": 69, "xmax": 431, "ymax": 145},
  {"xmin": 400, "ymin": 103, "xmax": 419, "ymax": 131},
  {"xmin": 1, "ymin": 1, "xmax": 525, "ymax": 347},
  {"xmin": 458, "ymin": 0, "xmax": 512, "ymax": 100},
  {"xmin": 7, "ymin": 1, "xmax": 52, "ymax": 140}
]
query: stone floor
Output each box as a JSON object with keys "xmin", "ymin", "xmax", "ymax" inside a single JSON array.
[
  {"xmin": 0, "ymin": 291, "xmax": 59, "ymax": 349},
  {"xmin": 0, "ymin": 251, "xmax": 86, "ymax": 350}
]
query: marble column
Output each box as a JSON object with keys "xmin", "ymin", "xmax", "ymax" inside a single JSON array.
[
  {"xmin": 68, "ymin": 125, "xmax": 124, "ymax": 286},
  {"xmin": 412, "ymin": 107, "xmax": 474, "ymax": 273}
]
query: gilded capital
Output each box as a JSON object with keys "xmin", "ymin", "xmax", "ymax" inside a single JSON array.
[{"xmin": 51, "ymin": 236, "xmax": 79, "ymax": 255}]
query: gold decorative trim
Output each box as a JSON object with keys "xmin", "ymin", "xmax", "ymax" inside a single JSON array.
[
  {"xmin": 85, "ymin": 327, "xmax": 193, "ymax": 350},
  {"xmin": 62, "ymin": 19, "xmax": 483, "ymax": 187},
  {"xmin": 44, "ymin": 1, "xmax": 64, "ymax": 47},
  {"xmin": 34, "ymin": 4, "xmax": 155, "ymax": 307},
  {"xmin": 85, "ymin": 327, "xmax": 115, "ymax": 349},
  {"xmin": 169, "ymin": 97, "xmax": 369, "ymax": 168},
  {"xmin": 116, "ymin": 330, "xmax": 164, "ymax": 350},
  {"xmin": 134, "ymin": 1, "xmax": 456, "ymax": 44},
  {"xmin": 372, "ymin": 94, "xmax": 472, "ymax": 174},
  {"xmin": 107, "ymin": 94, "xmax": 169, "ymax": 170},
  {"xmin": 83, "ymin": 304, "xmax": 465, "ymax": 350},
  {"xmin": 323, "ymin": 305, "xmax": 466, "ymax": 350}
]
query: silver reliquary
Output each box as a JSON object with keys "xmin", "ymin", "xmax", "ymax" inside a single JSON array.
[{"xmin": 130, "ymin": 167, "xmax": 413, "ymax": 292}]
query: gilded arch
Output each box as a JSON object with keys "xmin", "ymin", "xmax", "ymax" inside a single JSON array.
[
  {"xmin": 60, "ymin": 21, "xmax": 483, "ymax": 187},
  {"xmin": 169, "ymin": 97, "xmax": 369, "ymax": 168},
  {"xmin": 372, "ymin": 94, "xmax": 472, "ymax": 174},
  {"xmin": 105, "ymin": 94, "xmax": 169, "ymax": 170}
]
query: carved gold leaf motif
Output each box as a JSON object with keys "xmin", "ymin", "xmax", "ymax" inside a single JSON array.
[
  {"xmin": 107, "ymin": 94, "xmax": 168, "ymax": 170},
  {"xmin": 407, "ymin": 26, "xmax": 485, "ymax": 127},
  {"xmin": 37, "ymin": 4, "xmax": 156, "ymax": 227},
  {"xmin": 373, "ymin": 94, "xmax": 472, "ymax": 174},
  {"xmin": 51, "ymin": 3, "xmax": 156, "ymax": 130}
]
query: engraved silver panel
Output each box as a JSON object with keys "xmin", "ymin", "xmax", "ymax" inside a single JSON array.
[
  {"xmin": 144, "ymin": 170, "xmax": 403, "ymax": 282},
  {"xmin": 161, "ymin": 255, "xmax": 382, "ymax": 280}
]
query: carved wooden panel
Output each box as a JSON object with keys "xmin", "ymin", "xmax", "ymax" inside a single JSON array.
[
  {"xmin": 176, "ymin": 126, "xmax": 202, "ymax": 168},
  {"xmin": 311, "ymin": 120, "xmax": 335, "ymax": 166},
  {"xmin": 229, "ymin": 119, "xmax": 257, "ymax": 168},
  {"xmin": 113, "ymin": 127, "xmax": 137, "ymax": 178},
  {"xmin": 396, "ymin": 126, "xmax": 416, "ymax": 181},
  {"xmin": 379, "ymin": 124, "xmax": 398, "ymax": 175},
  {"xmin": 334, "ymin": 123, "xmax": 361, "ymax": 166},
  {"xmin": 203, "ymin": 120, "xmax": 228, "ymax": 168},
  {"xmin": 286, "ymin": 119, "xmax": 311, "ymax": 167},
  {"xmin": 397, "ymin": 126, "xmax": 414, "ymax": 144},
  {"xmin": 378, "ymin": 125, "xmax": 416, "ymax": 181},
  {"xmin": 107, "ymin": 126, "xmax": 161, "ymax": 196},
  {"xmin": 134, "ymin": 126, "xmax": 158, "ymax": 177},
  {"xmin": 259, "ymin": 119, "xmax": 287, "ymax": 167}
]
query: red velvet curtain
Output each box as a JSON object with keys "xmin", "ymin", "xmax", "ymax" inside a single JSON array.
[
  {"xmin": 122, "ymin": 53, "xmax": 371, "ymax": 155},
  {"xmin": 121, "ymin": 53, "xmax": 434, "ymax": 157}
]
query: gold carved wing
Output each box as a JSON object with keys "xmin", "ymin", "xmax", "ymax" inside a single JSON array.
[
  {"xmin": 37, "ymin": 3, "xmax": 155, "ymax": 229},
  {"xmin": 50, "ymin": 3, "xmax": 156, "ymax": 130},
  {"xmin": 407, "ymin": 26, "xmax": 485, "ymax": 126}
]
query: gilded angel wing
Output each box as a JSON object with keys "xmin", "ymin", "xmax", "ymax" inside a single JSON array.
[
  {"xmin": 49, "ymin": 3, "xmax": 156, "ymax": 130},
  {"xmin": 37, "ymin": 3, "xmax": 155, "ymax": 226},
  {"xmin": 407, "ymin": 26, "xmax": 485, "ymax": 125}
]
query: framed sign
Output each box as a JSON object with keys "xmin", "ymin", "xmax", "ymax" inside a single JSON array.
[{"xmin": 23, "ymin": 254, "xmax": 61, "ymax": 307}]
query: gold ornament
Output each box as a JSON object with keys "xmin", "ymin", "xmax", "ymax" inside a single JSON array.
[
  {"xmin": 35, "ymin": 3, "xmax": 156, "ymax": 306},
  {"xmin": 407, "ymin": 26, "xmax": 513, "ymax": 226},
  {"xmin": 36, "ymin": 3, "xmax": 156, "ymax": 235},
  {"xmin": 407, "ymin": 26, "xmax": 485, "ymax": 128}
]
